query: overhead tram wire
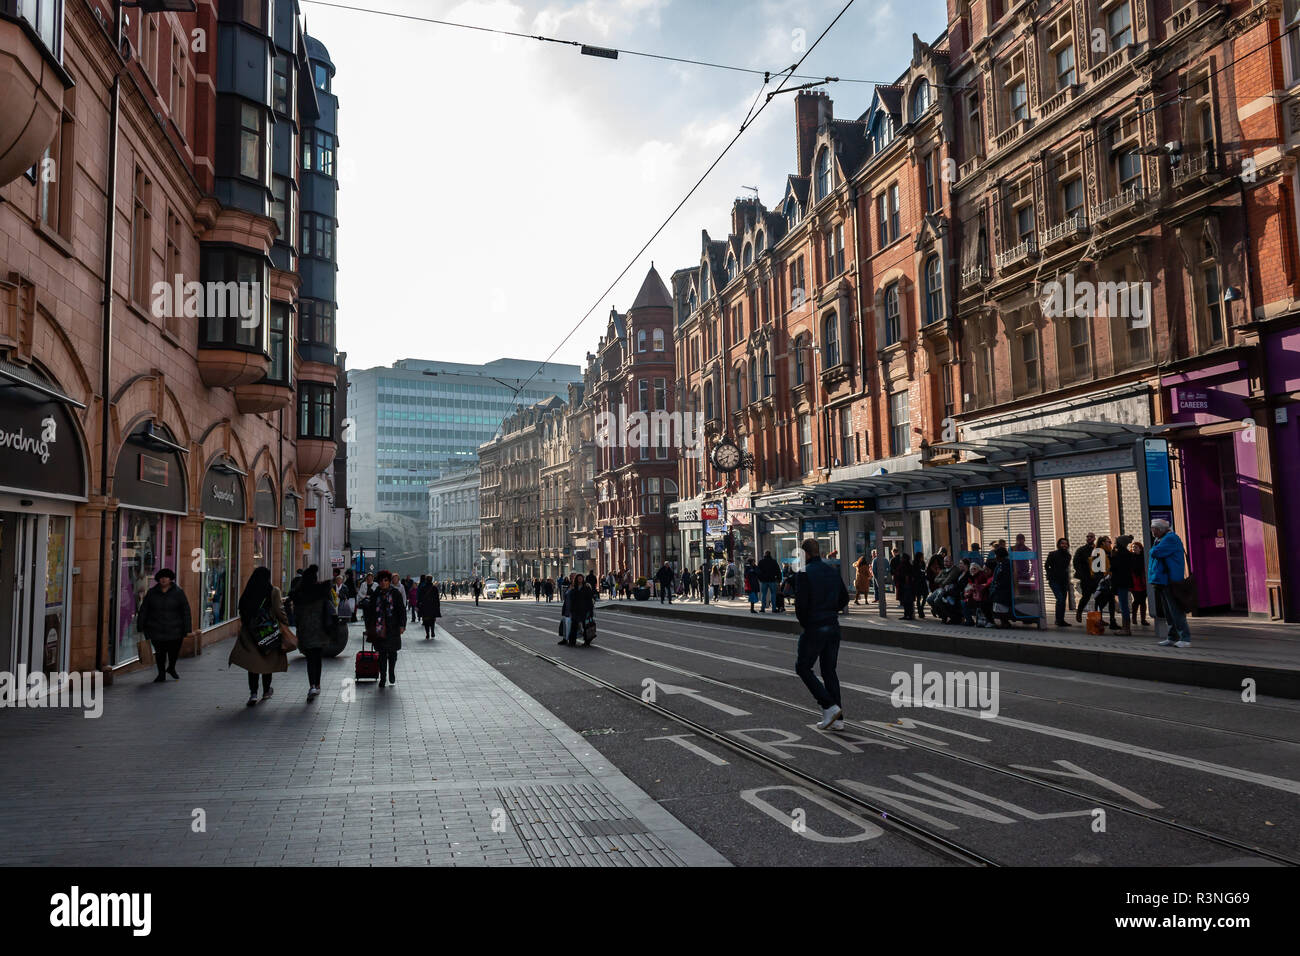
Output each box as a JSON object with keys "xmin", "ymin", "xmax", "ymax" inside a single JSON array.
[
  {"xmin": 497, "ymin": 0, "xmax": 861, "ymax": 406},
  {"xmin": 296, "ymin": 0, "xmax": 952, "ymax": 89}
]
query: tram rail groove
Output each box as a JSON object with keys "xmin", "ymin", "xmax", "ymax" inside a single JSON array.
[{"xmin": 458, "ymin": 606, "xmax": 1300, "ymax": 867}]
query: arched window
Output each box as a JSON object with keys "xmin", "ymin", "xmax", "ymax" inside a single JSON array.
[
  {"xmin": 871, "ymin": 112, "xmax": 893, "ymax": 153},
  {"xmin": 688, "ymin": 290, "xmax": 697, "ymax": 314},
  {"xmin": 823, "ymin": 312, "xmax": 840, "ymax": 366},
  {"xmin": 727, "ymin": 255, "xmax": 737, "ymax": 281},
  {"xmin": 925, "ymin": 256, "xmax": 944, "ymax": 325},
  {"xmin": 704, "ymin": 382, "xmax": 715, "ymax": 420},
  {"xmin": 748, "ymin": 356, "xmax": 758, "ymax": 403},
  {"xmin": 701, "ymin": 267, "xmax": 710, "ymax": 298},
  {"xmin": 733, "ymin": 365, "xmax": 745, "ymax": 408},
  {"xmin": 795, "ymin": 335, "xmax": 808, "ymax": 384},
  {"xmin": 637, "ymin": 329, "xmax": 647, "ymax": 352},
  {"xmin": 785, "ymin": 197, "xmax": 801, "ymax": 230},
  {"xmin": 911, "ymin": 78, "xmax": 932, "ymax": 121},
  {"xmin": 743, "ymin": 243, "xmax": 753, "ymax": 268},
  {"xmin": 816, "ymin": 148, "xmax": 832, "ymax": 200},
  {"xmin": 756, "ymin": 231, "xmax": 765, "ymax": 253},
  {"xmin": 652, "ymin": 327, "xmax": 665, "ymax": 351},
  {"xmin": 761, "ymin": 350, "xmax": 772, "ymax": 396},
  {"xmin": 884, "ymin": 282, "xmax": 902, "ymax": 345}
]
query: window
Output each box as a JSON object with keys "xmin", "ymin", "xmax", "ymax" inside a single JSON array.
[
  {"xmin": 785, "ymin": 197, "xmax": 801, "ymax": 229},
  {"xmin": 727, "ymin": 254, "xmax": 737, "ymax": 282},
  {"xmin": 795, "ymin": 339, "xmax": 807, "ymax": 385},
  {"xmin": 1017, "ymin": 327, "xmax": 1039, "ymax": 393},
  {"xmin": 816, "ymin": 148, "xmax": 832, "ymax": 200},
  {"xmin": 823, "ymin": 312, "xmax": 840, "ymax": 366},
  {"xmin": 239, "ymin": 102, "xmax": 263, "ymax": 180},
  {"xmin": 888, "ymin": 390, "xmax": 910, "ymax": 456},
  {"xmin": 1118, "ymin": 149, "xmax": 1142, "ymax": 191},
  {"xmin": 911, "ymin": 78, "xmax": 932, "ymax": 121},
  {"xmin": 1287, "ymin": 0, "xmax": 1300, "ymax": 84},
  {"xmin": 889, "ymin": 184, "xmax": 900, "ymax": 240},
  {"xmin": 637, "ymin": 329, "xmax": 647, "ymax": 352},
  {"xmin": 1063, "ymin": 177, "xmax": 1084, "ymax": 218},
  {"xmin": 704, "ymin": 382, "xmax": 715, "ymax": 420},
  {"xmin": 130, "ymin": 167, "xmax": 152, "ymax": 306},
  {"xmin": 748, "ymin": 357, "xmax": 758, "ymax": 404},
  {"xmin": 302, "ymin": 129, "xmax": 335, "ymax": 176},
  {"xmin": 1010, "ymin": 82, "xmax": 1028, "ymax": 122},
  {"xmin": 876, "ymin": 193, "xmax": 889, "ymax": 247},
  {"xmin": 273, "ymin": 53, "xmax": 292, "ymax": 116},
  {"xmin": 923, "ymin": 152, "xmax": 937, "ymax": 213},
  {"xmin": 733, "ymin": 366, "xmax": 744, "ymax": 408},
  {"xmin": 789, "ymin": 257, "xmax": 806, "ymax": 307},
  {"xmin": 756, "ymin": 231, "xmax": 765, "ymax": 253},
  {"xmin": 824, "ymin": 224, "xmax": 844, "ymax": 279},
  {"xmin": 164, "ymin": 207, "xmax": 181, "ymax": 334},
  {"xmin": 743, "ymin": 242, "xmax": 753, "ymax": 268},
  {"xmin": 1202, "ymin": 263, "xmax": 1225, "ymax": 346},
  {"xmin": 966, "ymin": 90, "xmax": 983, "ymax": 155},
  {"xmin": 884, "ymin": 282, "xmax": 902, "ymax": 345},
  {"xmin": 300, "ymin": 299, "xmax": 334, "ymax": 346},
  {"xmin": 10, "ymin": 0, "xmax": 63, "ymax": 59},
  {"xmin": 199, "ymin": 247, "xmax": 268, "ymax": 350},
  {"xmin": 761, "ymin": 350, "xmax": 772, "ymax": 397},
  {"xmin": 839, "ymin": 406, "xmax": 855, "ymax": 465},
  {"xmin": 1046, "ymin": 11, "xmax": 1075, "ymax": 90},
  {"xmin": 1068, "ymin": 313, "xmax": 1092, "ymax": 379},
  {"xmin": 300, "ymin": 212, "xmax": 334, "ymax": 258},
  {"xmin": 871, "ymin": 111, "xmax": 893, "ymax": 153},
  {"xmin": 654, "ymin": 378, "xmax": 666, "ymax": 410},
  {"xmin": 271, "ymin": 176, "xmax": 295, "ymax": 245},
  {"xmin": 652, "ymin": 327, "xmax": 665, "ymax": 351},
  {"xmin": 313, "ymin": 62, "xmax": 330, "ymax": 92},
  {"xmin": 798, "ymin": 413, "xmax": 813, "ymax": 474},
  {"xmin": 1055, "ymin": 44, "xmax": 1076, "ymax": 90},
  {"xmin": 170, "ymin": 37, "xmax": 187, "ymax": 134},
  {"xmin": 1016, "ymin": 204, "xmax": 1035, "ymax": 243},
  {"xmin": 975, "ymin": 345, "xmax": 995, "ymax": 405},
  {"xmin": 299, "ymin": 383, "xmax": 335, "ymax": 440},
  {"xmin": 1107, "ymin": 2, "xmax": 1132, "ymax": 52},
  {"xmin": 38, "ymin": 91, "xmax": 75, "ymax": 239},
  {"xmin": 267, "ymin": 303, "xmax": 292, "ymax": 385},
  {"xmin": 1002, "ymin": 49, "xmax": 1028, "ymax": 124},
  {"xmin": 640, "ymin": 478, "xmax": 661, "ymax": 515},
  {"xmin": 942, "ymin": 362, "xmax": 955, "ymax": 424},
  {"xmin": 924, "ymin": 256, "xmax": 943, "ymax": 325}
]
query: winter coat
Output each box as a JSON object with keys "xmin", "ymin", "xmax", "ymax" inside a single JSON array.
[
  {"xmin": 136, "ymin": 584, "xmax": 193, "ymax": 645},
  {"xmin": 655, "ymin": 565, "xmax": 674, "ymax": 587},
  {"xmin": 293, "ymin": 583, "xmax": 337, "ymax": 652},
  {"xmin": 991, "ymin": 560, "xmax": 1013, "ymax": 606},
  {"xmin": 1148, "ymin": 532, "xmax": 1187, "ymax": 586},
  {"xmin": 758, "ymin": 555, "xmax": 781, "ymax": 583},
  {"xmin": 853, "ymin": 556, "xmax": 871, "ymax": 591},
  {"xmin": 1072, "ymin": 544, "xmax": 1094, "ymax": 582},
  {"xmin": 228, "ymin": 586, "xmax": 290, "ymax": 675},
  {"xmin": 1044, "ymin": 546, "xmax": 1072, "ymax": 585},
  {"xmin": 417, "ymin": 582, "xmax": 441, "ymax": 624},
  {"xmin": 569, "ymin": 583, "xmax": 595, "ymax": 624},
  {"xmin": 743, "ymin": 566, "xmax": 759, "ymax": 592},
  {"xmin": 871, "ymin": 555, "xmax": 891, "ymax": 583},
  {"xmin": 1110, "ymin": 547, "xmax": 1134, "ymax": 589},
  {"xmin": 363, "ymin": 585, "xmax": 407, "ymax": 649}
]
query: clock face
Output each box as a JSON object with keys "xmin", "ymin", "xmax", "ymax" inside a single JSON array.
[{"xmin": 712, "ymin": 441, "xmax": 742, "ymax": 471}]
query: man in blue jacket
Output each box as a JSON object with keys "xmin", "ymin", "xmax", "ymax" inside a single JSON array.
[
  {"xmin": 1148, "ymin": 519, "xmax": 1192, "ymax": 647},
  {"xmin": 793, "ymin": 538, "xmax": 850, "ymax": 730}
]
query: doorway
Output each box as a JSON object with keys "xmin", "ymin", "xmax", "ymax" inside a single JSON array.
[{"xmin": 0, "ymin": 512, "xmax": 72, "ymax": 676}]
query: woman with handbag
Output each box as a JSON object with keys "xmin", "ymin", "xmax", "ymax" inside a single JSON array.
[
  {"xmin": 293, "ymin": 565, "xmax": 335, "ymax": 700},
  {"xmin": 229, "ymin": 567, "xmax": 293, "ymax": 706},
  {"xmin": 363, "ymin": 570, "xmax": 407, "ymax": 687},
  {"xmin": 417, "ymin": 575, "xmax": 441, "ymax": 639},
  {"xmin": 569, "ymin": 572, "xmax": 596, "ymax": 646}
]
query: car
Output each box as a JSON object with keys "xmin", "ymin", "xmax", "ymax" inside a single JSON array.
[
  {"xmin": 501, "ymin": 583, "xmax": 521, "ymax": 599},
  {"xmin": 483, "ymin": 579, "xmax": 500, "ymax": 599}
]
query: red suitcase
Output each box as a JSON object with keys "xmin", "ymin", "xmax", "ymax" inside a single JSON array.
[{"xmin": 355, "ymin": 645, "xmax": 381, "ymax": 681}]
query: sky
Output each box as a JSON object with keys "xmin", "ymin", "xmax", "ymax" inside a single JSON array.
[{"xmin": 301, "ymin": 0, "xmax": 949, "ymax": 375}]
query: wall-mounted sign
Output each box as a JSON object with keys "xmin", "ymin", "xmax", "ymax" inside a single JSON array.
[
  {"xmin": 603, "ymin": 526, "xmax": 612, "ymax": 539},
  {"xmin": 800, "ymin": 517, "xmax": 838, "ymax": 535},
  {"xmin": 1004, "ymin": 486, "xmax": 1031, "ymax": 505},
  {"xmin": 701, "ymin": 503, "xmax": 721, "ymax": 521},
  {"xmin": 1143, "ymin": 439, "xmax": 1172, "ymax": 509},
  {"xmin": 1176, "ymin": 389, "xmax": 1210, "ymax": 413},
  {"xmin": 833, "ymin": 497, "xmax": 870, "ymax": 512},
  {"xmin": 0, "ymin": 394, "xmax": 86, "ymax": 501},
  {"xmin": 201, "ymin": 465, "xmax": 245, "ymax": 522},
  {"xmin": 138, "ymin": 455, "xmax": 169, "ymax": 487},
  {"xmin": 304, "ymin": 508, "xmax": 317, "ymax": 528}
]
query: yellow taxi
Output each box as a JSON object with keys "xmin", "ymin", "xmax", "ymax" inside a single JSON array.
[{"xmin": 500, "ymin": 582, "xmax": 521, "ymax": 599}]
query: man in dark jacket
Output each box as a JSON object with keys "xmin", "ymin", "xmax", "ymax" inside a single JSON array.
[
  {"xmin": 793, "ymin": 539, "xmax": 850, "ymax": 731},
  {"xmin": 890, "ymin": 548, "xmax": 915, "ymax": 620},
  {"xmin": 654, "ymin": 561, "xmax": 675, "ymax": 604},
  {"xmin": 1044, "ymin": 538, "xmax": 1072, "ymax": 627},
  {"xmin": 136, "ymin": 568, "xmax": 192, "ymax": 682},
  {"xmin": 1072, "ymin": 532, "xmax": 1097, "ymax": 622},
  {"xmin": 757, "ymin": 551, "xmax": 781, "ymax": 612},
  {"xmin": 586, "ymin": 570, "xmax": 598, "ymax": 594}
]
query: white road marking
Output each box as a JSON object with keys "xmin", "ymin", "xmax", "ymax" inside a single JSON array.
[
  {"xmin": 739, "ymin": 786, "xmax": 884, "ymax": 843},
  {"xmin": 645, "ymin": 733, "xmax": 730, "ymax": 766},
  {"xmin": 655, "ymin": 682, "xmax": 751, "ymax": 717}
]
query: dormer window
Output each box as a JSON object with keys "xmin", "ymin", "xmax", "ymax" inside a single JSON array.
[
  {"xmin": 756, "ymin": 230, "xmax": 765, "ymax": 253},
  {"xmin": 785, "ymin": 197, "xmax": 801, "ymax": 229},
  {"xmin": 701, "ymin": 268, "xmax": 710, "ymax": 298},
  {"xmin": 688, "ymin": 290, "xmax": 698, "ymax": 314},
  {"xmin": 910, "ymin": 79, "xmax": 931, "ymax": 121},
  {"xmin": 727, "ymin": 255, "xmax": 737, "ymax": 282},
  {"xmin": 743, "ymin": 242, "xmax": 753, "ymax": 268},
  {"xmin": 871, "ymin": 112, "xmax": 894, "ymax": 153},
  {"xmin": 816, "ymin": 148, "xmax": 833, "ymax": 200}
]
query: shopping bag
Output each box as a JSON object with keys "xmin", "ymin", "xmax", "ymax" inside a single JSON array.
[{"xmin": 1085, "ymin": 611, "xmax": 1105, "ymax": 636}]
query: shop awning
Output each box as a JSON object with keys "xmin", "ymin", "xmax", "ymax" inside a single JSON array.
[
  {"xmin": 805, "ymin": 460, "xmax": 1023, "ymax": 505},
  {"xmin": 0, "ymin": 358, "xmax": 86, "ymax": 408},
  {"xmin": 932, "ymin": 421, "xmax": 1168, "ymax": 464}
]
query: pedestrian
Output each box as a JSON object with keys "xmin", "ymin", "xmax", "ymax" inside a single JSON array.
[
  {"xmin": 890, "ymin": 548, "xmax": 914, "ymax": 620},
  {"xmin": 356, "ymin": 571, "xmax": 376, "ymax": 620},
  {"xmin": 1090, "ymin": 535, "xmax": 1118, "ymax": 628},
  {"xmin": 744, "ymin": 558, "xmax": 760, "ymax": 613},
  {"xmin": 406, "ymin": 576, "xmax": 419, "ymax": 615},
  {"xmin": 534, "ymin": 579, "xmax": 542, "ymax": 602},
  {"xmin": 343, "ymin": 569, "xmax": 358, "ymax": 620},
  {"xmin": 1149, "ymin": 520, "xmax": 1193, "ymax": 647},
  {"xmin": 852, "ymin": 552, "xmax": 871, "ymax": 605},
  {"xmin": 586, "ymin": 570, "xmax": 598, "ymax": 594},
  {"xmin": 363, "ymin": 569, "xmax": 407, "ymax": 686},
  {"xmin": 710, "ymin": 562, "xmax": 723, "ymax": 601},
  {"xmin": 1110, "ymin": 536, "xmax": 1135, "ymax": 635},
  {"xmin": 1073, "ymin": 532, "xmax": 1097, "ymax": 623},
  {"xmin": 472, "ymin": 577, "xmax": 482, "ymax": 606},
  {"xmin": 1130, "ymin": 540, "xmax": 1149, "ymax": 626},
  {"xmin": 990, "ymin": 547, "xmax": 1013, "ymax": 628},
  {"xmin": 1044, "ymin": 537, "xmax": 1072, "ymax": 627},
  {"xmin": 135, "ymin": 568, "xmax": 192, "ymax": 682},
  {"xmin": 912, "ymin": 552, "xmax": 929, "ymax": 619},
  {"xmin": 963, "ymin": 559, "xmax": 989, "ymax": 627},
  {"xmin": 655, "ymin": 560, "xmax": 675, "ymax": 605},
  {"xmin": 724, "ymin": 560, "xmax": 739, "ymax": 600},
  {"xmin": 758, "ymin": 550, "xmax": 782, "ymax": 612},
  {"xmin": 870, "ymin": 548, "xmax": 890, "ymax": 617},
  {"xmin": 230, "ymin": 566, "xmax": 291, "ymax": 706},
  {"xmin": 792, "ymin": 538, "xmax": 850, "ymax": 731},
  {"xmin": 564, "ymin": 572, "xmax": 596, "ymax": 646},
  {"xmin": 291, "ymin": 564, "xmax": 335, "ymax": 700},
  {"xmin": 417, "ymin": 574, "xmax": 441, "ymax": 639}
]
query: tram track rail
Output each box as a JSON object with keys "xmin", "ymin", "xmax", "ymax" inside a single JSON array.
[{"xmin": 456, "ymin": 605, "xmax": 1300, "ymax": 867}]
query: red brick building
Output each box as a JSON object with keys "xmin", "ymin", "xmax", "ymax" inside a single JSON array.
[
  {"xmin": 591, "ymin": 266, "xmax": 680, "ymax": 580},
  {"xmin": 0, "ymin": 0, "xmax": 345, "ymax": 675}
]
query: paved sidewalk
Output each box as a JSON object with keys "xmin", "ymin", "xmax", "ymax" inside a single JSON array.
[
  {"xmin": 604, "ymin": 595, "xmax": 1300, "ymax": 698},
  {"xmin": 0, "ymin": 622, "xmax": 726, "ymax": 867}
]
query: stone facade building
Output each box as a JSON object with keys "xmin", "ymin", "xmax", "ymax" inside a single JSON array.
[{"xmin": 427, "ymin": 465, "xmax": 480, "ymax": 581}]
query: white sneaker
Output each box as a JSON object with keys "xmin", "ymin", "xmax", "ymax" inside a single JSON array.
[
  {"xmin": 1174, "ymin": 641, "xmax": 1191, "ymax": 648},
  {"xmin": 816, "ymin": 704, "xmax": 843, "ymax": 730},
  {"xmin": 246, "ymin": 695, "xmax": 258, "ymax": 707},
  {"xmin": 307, "ymin": 686, "xmax": 320, "ymax": 699},
  {"xmin": 1157, "ymin": 639, "xmax": 1175, "ymax": 646},
  {"xmin": 829, "ymin": 719, "xmax": 845, "ymax": 732}
]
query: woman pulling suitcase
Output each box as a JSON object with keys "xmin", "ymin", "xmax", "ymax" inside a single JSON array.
[{"xmin": 362, "ymin": 569, "xmax": 406, "ymax": 688}]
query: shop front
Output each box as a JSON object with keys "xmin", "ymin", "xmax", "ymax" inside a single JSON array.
[
  {"xmin": 199, "ymin": 463, "xmax": 246, "ymax": 631},
  {"xmin": 111, "ymin": 422, "xmax": 188, "ymax": 667},
  {"xmin": 0, "ymin": 362, "xmax": 86, "ymax": 677}
]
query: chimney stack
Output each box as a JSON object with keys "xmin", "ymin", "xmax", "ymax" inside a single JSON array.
[{"xmin": 795, "ymin": 90, "xmax": 832, "ymax": 178}]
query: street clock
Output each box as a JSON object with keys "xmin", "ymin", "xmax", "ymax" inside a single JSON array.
[{"xmin": 710, "ymin": 436, "xmax": 752, "ymax": 472}]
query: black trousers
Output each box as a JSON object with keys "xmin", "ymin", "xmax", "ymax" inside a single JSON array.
[
  {"xmin": 1077, "ymin": 579, "xmax": 1096, "ymax": 620},
  {"xmin": 247, "ymin": 672, "xmax": 272, "ymax": 693},
  {"xmin": 795, "ymin": 624, "xmax": 842, "ymax": 710},
  {"xmin": 377, "ymin": 646, "xmax": 397, "ymax": 680},
  {"xmin": 302, "ymin": 647, "xmax": 323, "ymax": 687},
  {"xmin": 154, "ymin": 640, "xmax": 181, "ymax": 676}
]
